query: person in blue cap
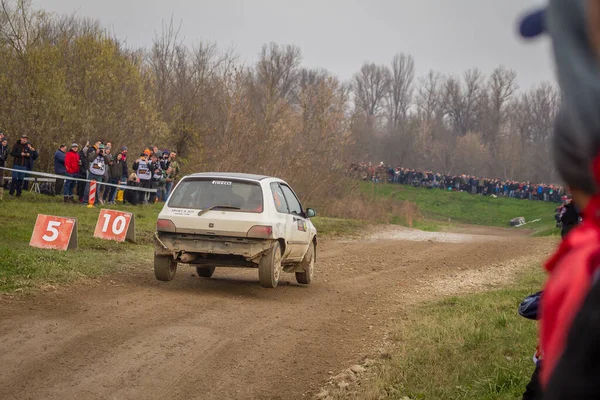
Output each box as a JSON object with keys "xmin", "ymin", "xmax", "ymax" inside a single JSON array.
[{"xmin": 518, "ymin": 1, "xmax": 600, "ymax": 399}]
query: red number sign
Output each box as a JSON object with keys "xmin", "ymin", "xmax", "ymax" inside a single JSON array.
[
  {"xmin": 93, "ymin": 209, "xmax": 135, "ymax": 242},
  {"xmin": 30, "ymin": 215, "xmax": 78, "ymax": 251}
]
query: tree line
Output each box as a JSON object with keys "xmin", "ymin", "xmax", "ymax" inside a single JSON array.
[
  {"xmin": 351, "ymin": 57, "xmax": 559, "ymax": 184},
  {"xmin": 0, "ymin": 0, "xmax": 560, "ymax": 214}
]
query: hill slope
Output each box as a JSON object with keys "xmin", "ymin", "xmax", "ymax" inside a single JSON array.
[{"xmin": 362, "ymin": 182, "xmax": 559, "ymax": 234}]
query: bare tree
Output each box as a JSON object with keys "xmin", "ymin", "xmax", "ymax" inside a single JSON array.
[
  {"xmin": 353, "ymin": 62, "xmax": 391, "ymax": 118},
  {"xmin": 386, "ymin": 53, "xmax": 414, "ymax": 128},
  {"xmin": 443, "ymin": 68, "xmax": 485, "ymax": 136},
  {"xmin": 255, "ymin": 43, "xmax": 302, "ymax": 104},
  {"xmin": 0, "ymin": 0, "xmax": 46, "ymax": 59},
  {"xmin": 416, "ymin": 70, "xmax": 442, "ymax": 121},
  {"xmin": 483, "ymin": 67, "xmax": 517, "ymax": 149}
]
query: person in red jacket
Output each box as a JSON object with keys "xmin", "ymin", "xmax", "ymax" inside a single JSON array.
[
  {"xmin": 539, "ymin": 110, "xmax": 599, "ymax": 388},
  {"xmin": 519, "ymin": 0, "xmax": 600, "ymax": 397},
  {"xmin": 63, "ymin": 143, "xmax": 81, "ymax": 203}
]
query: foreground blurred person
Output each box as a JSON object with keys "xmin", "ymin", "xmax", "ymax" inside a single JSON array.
[{"xmin": 521, "ymin": 0, "xmax": 600, "ymax": 398}]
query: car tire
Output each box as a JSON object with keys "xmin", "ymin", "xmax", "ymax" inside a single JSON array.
[
  {"xmin": 154, "ymin": 254, "xmax": 177, "ymax": 281},
  {"xmin": 296, "ymin": 242, "xmax": 315, "ymax": 285},
  {"xmin": 259, "ymin": 241, "xmax": 282, "ymax": 288},
  {"xmin": 196, "ymin": 266, "xmax": 215, "ymax": 278}
]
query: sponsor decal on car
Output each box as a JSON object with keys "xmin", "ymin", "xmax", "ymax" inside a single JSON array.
[
  {"xmin": 171, "ymin": 208, "xmax": 198, "ymax": 215},
  {"xmin": 297, "ymin": 220, "xmax": 307, "ymax": 232},
  {"xmin": 212, "ymin": 180, "xmax": 232, "ymax": 186}
]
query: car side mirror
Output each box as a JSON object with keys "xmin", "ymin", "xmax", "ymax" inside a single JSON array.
[{"xmin": 306, "ymin": 208, "xmax": 316, "ymax": 218}]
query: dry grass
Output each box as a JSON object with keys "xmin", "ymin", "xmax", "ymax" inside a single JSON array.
[{"xmin": 314, "ymin": 190, "xmax": 423, "ymax": 227}]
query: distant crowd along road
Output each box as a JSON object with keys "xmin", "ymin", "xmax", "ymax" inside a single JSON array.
[{"xmin": 349, "ymin": 162, "xmax": 566, "ymax": 203}]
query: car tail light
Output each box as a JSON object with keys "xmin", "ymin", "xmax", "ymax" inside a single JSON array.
[
  {"xmin": 156, "ymin": 219, "xmax": 176, "ymax": 232},
  {"xmin": 247, "ymin": 225, "xmax": 273, "ymax": 239}
]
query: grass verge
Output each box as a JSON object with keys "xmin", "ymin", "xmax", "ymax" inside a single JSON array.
[
  {"xmin": 0, "ymin": 192, "xmax": 161, "ymax": 292},
  {"xmin": 350, "ymin": 266, "xmax": 545, "ymax": 400}
]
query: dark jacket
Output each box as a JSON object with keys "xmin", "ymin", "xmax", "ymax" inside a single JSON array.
[
  {"xmin": 11, "ymin": 141, "xmax": 37, "ymax": 167},
  {"xmin": 121, "ymin": 155, "xmax": 129, "ymax": 180},
  {"xmin": 544, "ymin": 279, "xmax": 600, "ymax": 399},
  {"xmin": 109, "ymin": 159, "xmax": 124, "ymax": 180},
  {"xmin": 124, "ymin": 178, "xmax": 139, "ymax": 205},
  {"xmin": 0, "ymin": 144, "xmax": 8, "ymax": 167},
  {"xmin": 78, "ymin": 150, "xmax": 87, "ymax": 177},
  {"xmin": 54, "ymin": 149, "xmax": 66, "ymax": 175},
  {"xmin": 86, "ymin": 147, "xmax": 100, "ymax": 164},
  {"xmin": 561, "ymin": 203, "xmax": 580, "ymax": 226}
]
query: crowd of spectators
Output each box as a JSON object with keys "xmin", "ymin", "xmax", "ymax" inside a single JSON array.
[
  {"xmin": 0, "ymin": 132, "xmax": 180, "ymax": 205},
  {"xmin": 349, "ymin": 162, "xmax": 566, "ymax": 203}
]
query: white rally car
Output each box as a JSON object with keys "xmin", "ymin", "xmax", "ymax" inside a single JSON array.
[{"xmin": 154, "ymin": 173, "xmax": 317, "ymax": 288}]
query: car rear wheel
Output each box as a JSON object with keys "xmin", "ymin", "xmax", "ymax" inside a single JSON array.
[
  {"xmin": 259, "ymin": 241, "xmax": 282, "ymax": 288},
  {"xmin": 154, "ymin": 254, "xmax": 177, "ymax": 281},
  {"xmin": 296, "ymin": 242, "xmax": 315, "ymax": 285},
  {"xmin": 196, "ymin": 266, "xmax": 215, "ymax": 278}
]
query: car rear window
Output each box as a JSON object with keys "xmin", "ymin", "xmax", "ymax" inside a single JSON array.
[{"xmin": 168, "ymin": 178, "xmax": 263, "ymax": 212}]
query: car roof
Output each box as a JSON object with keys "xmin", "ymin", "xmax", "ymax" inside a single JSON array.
[{"xmin": 186, "ymin": 172, "xmax": 273, "ymax": 181}]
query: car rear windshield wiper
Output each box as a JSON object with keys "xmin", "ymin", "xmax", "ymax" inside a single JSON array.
[{"xmin": 197, "ymin": 205, "xmax": 241, "ymax": 216}]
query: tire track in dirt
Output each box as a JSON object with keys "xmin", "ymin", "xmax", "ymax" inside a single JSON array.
[{"xmin": 0, "ymin": 231, "xmax": 556, "ymax": 400}]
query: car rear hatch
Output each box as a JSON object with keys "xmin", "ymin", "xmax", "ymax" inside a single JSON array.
[{"xmin": 159, "ymin": 177, "xmax": 266, "ymax": 238}]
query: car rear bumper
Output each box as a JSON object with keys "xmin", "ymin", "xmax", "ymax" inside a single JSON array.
[{"xmin": 155, "ymin": 231, "xmax": 273, "ymax": 263}]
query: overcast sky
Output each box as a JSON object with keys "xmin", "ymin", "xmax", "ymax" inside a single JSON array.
[{"xmin": 33, "ymin": 0, "xmax": 554, "ymax": 91}]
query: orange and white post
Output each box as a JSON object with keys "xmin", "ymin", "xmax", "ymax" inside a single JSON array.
[{"xmin": 87, "ymin": 179, "xmax": 97, "ymax": 208}]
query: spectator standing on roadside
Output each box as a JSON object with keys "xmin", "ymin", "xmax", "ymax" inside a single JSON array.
[
  {"xmin": 0, "ymin": 137, "xmax": 8, "ymax": 200},
  {"xmin": 83, "ymin": 142, "xmax": 106, "ymax": 204},
  {"xmin": 559, "ymin": 199, "xmax": 580, "ymax": 238},
  {"xmin": 63, "ymin": 143, "xmax": 80, "ymax": 203},
  {"xmin": 158, "ymin": 151, "xmax": 170, "ymax": 201},
  {"xmin": 133, "ymin": 151, "xmax": 152, "ymax": 204},
  {"xmin": 149, "ymin": 152, "xmax": 162, "ymax": 203},
  {"xmin": 104, "ymin": 152, "xmax": 124, "ymax": 205},
  {"xmin": 98, "ymin": 144, "xmax": 113, "ymax": 204},
  {"xmin": 75, "ymin": 142, "xmax": 89, "ymax": 202},
  {"xmin": 124, "ymin": 172, "xmax": 139, "ymax": 205},
  {"xmin": 53, "ymin": 144, "xmax": 67, "ymax": 196},
  {"xmin": 120, "ymin": 146, "xmax": 128, "ymax": 181},
  {"xmin": 21, "ymin": 139, "xmax": 37, "ymax": 191},
  {"xmin": 9, "ymin": 135, "xmax": 36, "ymax": 197},
  {"xmin": 165, "ymin": 151, "xmax": 179, "ymax": 197}
]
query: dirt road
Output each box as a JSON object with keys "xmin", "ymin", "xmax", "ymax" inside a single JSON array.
[{"xmin": 0, "ymin": 229, "xmax": 555, "ymax": 400}]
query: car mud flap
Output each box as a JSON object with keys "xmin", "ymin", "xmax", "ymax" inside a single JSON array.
[
  {"xmin": 282, "ymin": 264, "xmax": 304, "ymax": 273},
  {"xmin": 249, "ymin": 247, "xmax": 271, "ymax": 265}
]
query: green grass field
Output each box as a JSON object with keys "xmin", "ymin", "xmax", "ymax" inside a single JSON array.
[
  {"xmin": 348, "ymin": 267, "xmax": 544, "ymax": 400},
  {"xmin": 362, "ymin": 182, "xmax": 559, "ymax": 234},
  {"xmin": 0, "ymin": 192, "xmax": 161, "ymax": 292}
]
